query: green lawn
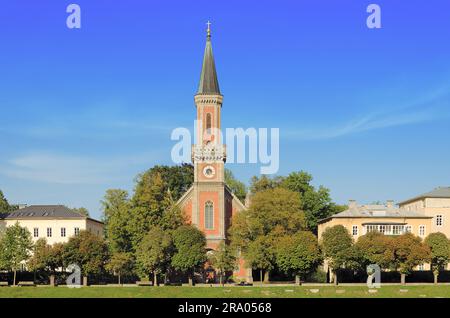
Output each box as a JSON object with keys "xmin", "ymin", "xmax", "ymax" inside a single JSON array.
[{"xmin": 0, "ymin": 285, "xmax": 449, "ymax": 298}]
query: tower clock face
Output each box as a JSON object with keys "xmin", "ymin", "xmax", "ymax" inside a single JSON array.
[{"xmin": 203, "ymin": 165, "xmax": 215, "ymax": 178}]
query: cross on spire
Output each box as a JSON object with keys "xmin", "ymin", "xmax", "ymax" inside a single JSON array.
[{"xmin": 206, "ymin": 20, "xmax": 211, "ymax": 38}]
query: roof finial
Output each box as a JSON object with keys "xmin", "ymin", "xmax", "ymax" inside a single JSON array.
[{"xmin": 206, "ymin": 20, "xmax": 211, "ymax": 38}]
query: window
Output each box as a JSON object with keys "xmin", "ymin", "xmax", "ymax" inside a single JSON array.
[
  {"xmin": 33, "ymin": 228, "xmax": 39, "ymax": 238},
  {"xmin": 418, "ymin": 264, "xmax": 425, "ymax": 271},
  {"xmin": 74, "ymin": 227, "xmax": 80, "ymax": 236},
  {"xmin": 205, "ymin": 201, "xmax": 214, "ymax": 230},
  {"xmin": 47, "ymin": 227, "xmax": 52, "ymax": 237},
  {"xmin": 393, "ymin": 225, "xmax": 403, "ymax": 235},
  {"xmin": 61, "ymin": 228, "xmax": 66, "ymax": 237},
  {"xmin": 436, "ymin": 215, "xmax": 443, "ymax": 227},
  {"xmin": 352, "ymin": 225, "xmax": 358, "ymax": 236},
  {"xmin": 206, "ymin": 113, "xmax": 212, "ymax": 134},
  {"xmin": 405, "ymin": 225, "xmax": 412, "ymax": 233},
  {"xmin": 419, "ymin": 225, "xmax": 426, "ymax": 237}
]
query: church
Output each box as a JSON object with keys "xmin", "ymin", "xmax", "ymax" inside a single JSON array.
[{"xmin": 176, "ymin": 23, "xmax": 251, "ymax": 282}]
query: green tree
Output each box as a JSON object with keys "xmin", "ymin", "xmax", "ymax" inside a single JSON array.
[
  {"xmin": 72, "ymin": 207, "xmax": 89, "ymax": 217},
  {"xmin": 28, "ymin": 238, "xmax": 52, "ymax": 272},
  {"xmin": 136, "ymin": 226, "xmax": 173, "ymax": 286},
  {"xmin": 209, "ymin": 241, "xmax": 236, "ymax": 285},
  {"xmin": 392, "ymin": 233, "xmax": 430, "ymax": 285},
  {"xmin": 105, "ymin": 252, "xmax": 134, "ymax": 285},
  {"xmin": 355, "ymin": 232, "xmax": 396, "ymax": 270},
  {"xmin": 276, "ymin": 231, "xmax": 322, "ymax": 285},
  {"xmin": 281, "ymin": 171, "xmax": 345, "ymax": 233},
  {"xmin": 425, "ymin": 232, "xmax": 450, "ymax": 284},
  {"xmin": 321, "ymin": 225, "xmax": 353, "ymax": 285},
  {"xmin": 230, "ymin": 187, "xmax": 306, "ymax": 282},
  {"xmin": 101, "ymin": 189, "xmax": 132, "ymax": 253},
  {"xmin": 225, "ymin": 169, "xmax": 247, "ymax": 202},
  {"xmin": 0, "ymin": 222, "xmax": 34, "ymax": 285},
  {"xmin": 171, "ymin": 225, "xmax": 207, "ymax": 286},
  {"xmin": 245, "ymin": 236, "xmax": 275, "ymax": 283},
  {"xmin": 63, "ymin": 230, "xmax": 109, "ymax": 285},
  {"xmin": 249, "ymin": 175, "xmax": 283, "ymax": 193},
  {"xmin": 0, "ymin": 190, "xmax": 17, "ymax": 212}
]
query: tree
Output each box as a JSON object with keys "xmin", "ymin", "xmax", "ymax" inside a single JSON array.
[
  {"xmin": 225, "ymin": 169, "xmax": 247, "ymax": 202},
  {"xmin": 0, "ymin": 222, "xmax": 34, "ymax": 285},
  {"xmin": 136, "ymin": 226, "xmax": 173, "ymax": 286},
  {"xmin": 276, "ymin": 231, "xmax": 322, "ymax": 285},
  {"xmin": 321, "ymin": 225, "xmax": 353, "ymax": 285},
  {"xmin": 101, "ymin": 189, "xmax": 132, "ymax": 253},
  {"xmin": 72, "ymin": 207, "xmax": 89, "ymax": 217},
  {"xmin": 281, "ymin": 171, "xmax": 345, "ymax": 233},
  {"xmin": 0, "ymin": 190, "xmax": 17, "ymax": 212},
  {"xmin": 249, "ymin": 175, "xmax": 283, "ymax": 194},
  {"xmin": 229, "ymin": 187, "xmax": 306, "ymax": 282},
  {"xmin": 28, "ymin": 238, "xmax": 52, "ymax": 281},
  {"xmin": 355, "ymin": 232, "xmax": 396, "ymax": 270},
  {"xmin": 209, "ymin": 242, "xmax": 236, "ymax": 285},
  {"xmin": 105, "ymin": 252, "xmax": 134, "ymax": 285},
  {"xmin": 63, "ymin": 230, "xmax": 109, "ymax": 285},
  {"xmin": 425, "ymin": 232, "xmax": 450, "ymax": 284},
  {"xmin": 171, "ymin": 225, "xmax": 207, "ymax": 286},
  {"xmin": 245, "ymin": 236, "xmax": 275, "ymax": 283},
  {"xmin": 392, "ymin": 233, "xmax": 430, "ymax": 285}
]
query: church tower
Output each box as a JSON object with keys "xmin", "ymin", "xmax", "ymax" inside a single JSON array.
[{"xmin": 177, "ymin": 23, "xmax": 250, "ymax": 282}]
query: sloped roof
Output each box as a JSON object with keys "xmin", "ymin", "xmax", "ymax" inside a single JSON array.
[
  {"xmin": 399, "ymin": 187, "xmax": 450, "ymax": 205},
  {"xmin": 319, "ymin": 203, "xmax": 431, "ymax": 224},
  {"xmin": 196, "ymin": 27, "xmax": 220, "ymax": 95},
  {"xmin": 1, "ymin": 205, "xmax": 86, "ymax": 219}
]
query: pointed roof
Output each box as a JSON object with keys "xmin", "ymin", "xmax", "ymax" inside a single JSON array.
[{"xmin": 197, "ymin": 22, "xmax": 220, "ymax": 95}]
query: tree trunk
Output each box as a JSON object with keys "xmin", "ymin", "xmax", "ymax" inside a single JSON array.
[
  {"xmin": 83, "ymin": 276, "xmax": 88, "ymax": 286},
  {"xmin": 295, "ymin": 275, "xmax": 301, "ymax": 286},
  {"xmin": 118, "ymin": 273, "xmax": 121, "ymax": 285},
  {"xmin": 188, "ymin": 271, "xmax": 194, "ymax": 286},
  {"xmin": 400, "ymin": 273, "xmax": 406, "ymax": 285},
  {"xmin": 334, "ymin": 270, "xmax": 338, "ymax": 286},
  {"xmin": 434, "ymin": 272, "xmax": 438, "ymax": 285},
  {"xmin": 50, "ymin": 274, "xmax": 55, "ymax": 287},
  {"xmin": 153, "ymin": 272, "xmax": 159, "ymax": 286},
  {"xmin": 13, "ymin": 269, "xmax": 17, "ymax": 286},
  {"xmin": 219, "ymin": 272, "xmax": 224, "ymax": 286},
  {"xmin": 264, "ymin": 270, "xmax": 270, "ymax": 283},
  {"xmin": 260, "ymin": 269, "xmax": 263, "ymax": 284}
]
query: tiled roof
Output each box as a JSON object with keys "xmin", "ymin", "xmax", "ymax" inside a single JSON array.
[
  {"xmin": 399, "ymin": 187, "xmax": 450, "ymax": 205},
  {"xmin": 319, "ymin": 202, "xmax": 431, "ymax": 224},
  {"xmin": 0, "ymin": 205, "xmax": 86, "ymax": 219}
]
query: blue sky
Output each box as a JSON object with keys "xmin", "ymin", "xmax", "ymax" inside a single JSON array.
[{"xmin": 1, "ymin": 0, "xmax": 450, "ymax": 219}]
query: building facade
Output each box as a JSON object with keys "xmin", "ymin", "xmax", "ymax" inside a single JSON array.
[
  {"xmin": 318, "ymin": 187, "xmax": 450, "ymax": 273},
  {"xmin": 0, "ymin": 205, "xmax": 104, "ymax": 245},
  {"xmin": 176, "ymin": 24, "xmax": 250, "ymax": 281}
]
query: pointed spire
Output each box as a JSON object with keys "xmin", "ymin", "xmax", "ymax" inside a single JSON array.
[{"xmin": 197, "ymin": 21, "xmax": 220, "ymax": 95}]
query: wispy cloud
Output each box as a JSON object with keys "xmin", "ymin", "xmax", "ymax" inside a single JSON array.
[
  {"xmin": 284, "ymin": 90, "xmax": 450, "ymax": 141},
  {"xmin": 0, "ymin": 152, "xmax": 164, "ymax": 185}
]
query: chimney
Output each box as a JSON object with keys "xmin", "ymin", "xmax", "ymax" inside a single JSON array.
[
  {"xmin": 348, "ymin": 200, "xmax": 358, "ymax": 209},
  {"xmin": 386, "ymin": 200, "xmax": 394, "ymax": 209}
]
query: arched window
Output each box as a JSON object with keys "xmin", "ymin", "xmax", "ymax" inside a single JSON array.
[
  {"xmin": 206, "ymin": 113, "xmax": 212, "ymax": 134},
  {"xmin": 205, "ymin": 201, "xmax": 214, "ymax": 229}
]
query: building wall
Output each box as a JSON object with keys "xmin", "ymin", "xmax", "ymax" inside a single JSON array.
[
  {"xmin": 400, "ymin": 198, "xmax": 450, "ymax": 237},
  {"xmin": 318, "ymin": 217, "xmax": 433, "ymax": 242},
  {"xmin": 2, "ymin": 218, "xmax": 103, "ymax": 245}
]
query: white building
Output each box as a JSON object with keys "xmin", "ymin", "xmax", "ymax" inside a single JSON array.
[{"xmin": 0, "ymin": 205, "xmax": 104, "ymax": 244}]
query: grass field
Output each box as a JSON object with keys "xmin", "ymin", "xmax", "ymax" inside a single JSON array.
[{"xmin": 0, "ymin": 285, "xmax": 449, "ymax": 298}]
